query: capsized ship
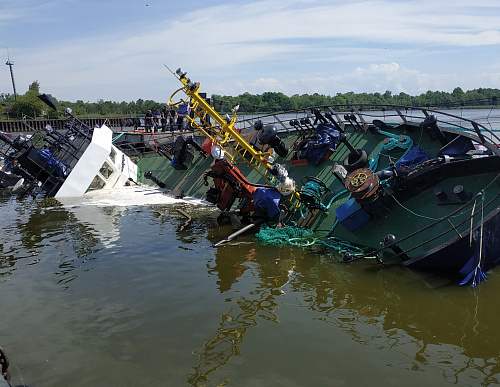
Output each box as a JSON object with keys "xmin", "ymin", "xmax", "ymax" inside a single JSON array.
[
  {"xmin": 0, "ymin": 94, "xmax": 137, "ymax": 198},
  {"xmin": 121, "ymin": 67, "xmax": 500, "ymax": 286}
]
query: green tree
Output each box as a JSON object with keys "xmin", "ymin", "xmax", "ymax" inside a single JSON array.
[
  {"xmin": 11, "ymin": 81, "xmax": 45, "ymax": 118},
  {"xmin": 28, "ymin": 81, "xmax": 40, "ymax": 92},
  {"xmin": 452, "ymin": 87, "xmax": 464, "ymax": 102}
]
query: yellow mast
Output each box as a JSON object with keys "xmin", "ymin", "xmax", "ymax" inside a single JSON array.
[
  {"xmin": 166, "ymin": 67, "xmax": 300, "ymax": 205},
  {"xmin": 167, "ymin": 67, "xmax": 273, "ymax": 168}
]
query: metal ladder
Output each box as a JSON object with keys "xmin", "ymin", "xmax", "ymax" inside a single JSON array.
[{"xmin": 167, "ymin": 67, "xmax": 303, "ymax": 210}]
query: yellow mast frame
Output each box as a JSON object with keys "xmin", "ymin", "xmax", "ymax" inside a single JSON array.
[{"xmin": 166, "ymin": 67, "xmax": 302, "ymax": 207}]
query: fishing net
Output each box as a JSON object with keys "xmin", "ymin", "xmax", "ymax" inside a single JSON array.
[
  {"xmin": 255, "ymin": 224, "xmax": 371, "ymax": 260},
  {"xmin": 255, "ymin": 224, "xmax": 314, "ymax": 246}
]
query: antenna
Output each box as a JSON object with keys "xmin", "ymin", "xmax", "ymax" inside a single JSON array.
[{"xmin": 6, "ymin": 50, "xmax": 17, "ymax": 101}]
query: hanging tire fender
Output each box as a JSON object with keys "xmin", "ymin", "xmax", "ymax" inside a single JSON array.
[{"xmin": 343, "ymin": 149, "xmax": 368, "ymax": 172}]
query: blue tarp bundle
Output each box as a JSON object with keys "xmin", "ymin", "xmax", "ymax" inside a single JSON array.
[
  {"xmin": 253, "ymin": 187, "xmax": 282, "ymax": 218},
  {"xmin": 459, "ymin": 243, "xmax": 488, "ymax": 286},
  {"xmin": 304, "ymin": 123, "xmax": 341, "ymax": 166},
  {"xmin": 394, "ymin": 146, "xmax": 430, "ymax": 171},
  {"xmin": 37, "ymin": 149, "xmax": 70, "ymax": 178}
]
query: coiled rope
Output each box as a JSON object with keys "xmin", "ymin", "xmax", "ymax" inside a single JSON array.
[{"xmin": 369, "ymin": 129, "xmax": 414, "ymax": 171}]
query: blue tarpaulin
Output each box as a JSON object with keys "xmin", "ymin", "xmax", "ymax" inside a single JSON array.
[
  {"xmin": 394, "ymin": 146, "xmax": 429, "ymax": 171},
  {"xmin": 253, "ymin": 187, "xmax": 282, "ymax": 218},
  {"xmin": 37, "ymin": 149, "xmax": 70, "ymax": 177},
  {"xmin": 459, "ymin": 243, "xmax": 488, "ymax": 286},
  {"xmin": 304, "ymin": 123, "xmax": 341, "ymax": 166}
]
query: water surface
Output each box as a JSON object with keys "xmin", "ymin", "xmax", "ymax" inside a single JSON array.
[{"xmin": 1, "ymin": 187, "xmax": 499, "ymax": 386}]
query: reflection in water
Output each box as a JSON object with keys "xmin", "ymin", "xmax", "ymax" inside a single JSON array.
[
  {"xmin": 188, "ymin": 224, "xmax": 500, "ymax": 386},
  {"xmin": 0, "ymin": 196, "xmax": 123, "ymax": 289},
  {"xmin": 292, "ymin": 261, "xmax": 500, "ymax": 385},
  {"xmin": 158, "ymin": 204, "xmax": 220, "ymax": 247},
  {"xmin": 189, "ymin": 241, "xmax": 296, "ymax": 385},
  {"xmin": 209, "ymin": 246, "xmax": 256, "ymax": 293},
  {"xmin": 18, "ymin": 199, "xmax": 102, "ymax": 258},
  {"xmin": 188, "ymin": 294, "xmax": 281, "ymax": 386}
]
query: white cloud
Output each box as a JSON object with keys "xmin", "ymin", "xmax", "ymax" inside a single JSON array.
[
  {"xmin": 251, "ymin": 78, "xmax": 285, "ymax": 92},
  {"xmin": 3, "ymin": 0, "xmax": 500, "ymax": 101}
]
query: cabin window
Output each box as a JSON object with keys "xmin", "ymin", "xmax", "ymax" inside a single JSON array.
[
  {"xmin": 86, "ymin": 175, "xmax": 106, "ymax": 191},
  {"xmin": 99, "ymin": 162, "xmax": 114, "ymax": 179},
  {"xmin": 109, "ymin": 148, "xmax": 116, "ymax": 163}
]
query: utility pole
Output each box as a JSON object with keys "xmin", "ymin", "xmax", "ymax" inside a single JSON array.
[{"xmin": 6, "ymin": 58, "xmax": 17, "ymax": 101}]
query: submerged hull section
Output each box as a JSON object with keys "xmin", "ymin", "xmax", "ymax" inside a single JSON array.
[{"xmin": 402, "ymin": 205, "xmax": 500, "ymax": 284}]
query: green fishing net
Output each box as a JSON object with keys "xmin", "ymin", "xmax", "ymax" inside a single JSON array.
[{"xmin": 255, "ymin": 224, "xmax": 314, "ymax": 246}]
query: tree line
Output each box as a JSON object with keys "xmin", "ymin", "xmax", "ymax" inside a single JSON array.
[{"xmin": 1, "ymin": 81, "xmax": 498, "ymax": 120}]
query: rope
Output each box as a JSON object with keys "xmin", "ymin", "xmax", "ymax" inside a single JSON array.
[
  {"xmin": 476, "ymin": 197, "xmax": 485, "ymax": 282},
  {"xmin": 387, "ymin": 186, "xmax": 476, "ymax": 222},
  {"xmin": 300, "ymin": 187, "xmax": 349, "ymax": 219},
  {"xmin": 299, "ymin": 204, "xmax": 309, "ymax": 219},
  {"xmin": 369, "ymin": 129, "xmax": 414, "ymax": 171},
  {"xmin": 316, "ymin": 236, "xmax": 367, "ymax": 256},
  {"xmin": 388, "ymin": 192, "xmax": 439, "ymax": 220}
]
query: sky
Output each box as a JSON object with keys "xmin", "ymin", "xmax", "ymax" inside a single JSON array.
[{"xmin": 1, "ymin": 0, "xmax": 500, "ymax": 103}]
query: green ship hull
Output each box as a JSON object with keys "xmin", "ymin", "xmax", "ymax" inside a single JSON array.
[{"xmin": 113, "ymin": 69, "xmax": 500, "ymax": 286}]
